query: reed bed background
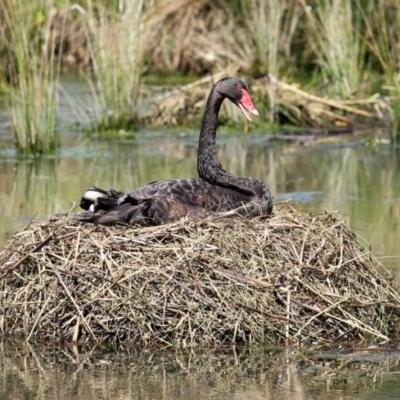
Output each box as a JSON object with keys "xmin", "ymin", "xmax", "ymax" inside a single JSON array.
[
  {"xmin": 0, "ymin": 0, "xmax": 400, "ymax": 153},
  {"xmin": 301, "ymin": 0, "xmax": 367, "ymax": 98},
  {"xmin": 78, "ymin": 0, "xmax": 144, "ymax": 133},
  {"xmin": 1, "ymin": 205, "xmax": 399, "ymax": 346},
  {"xmin": 0, "ymin": 0, "xmax": 63, "ymax": 155},
  {"xmin": 144, "ymin": 71, "xmax": 390, "ymax": 129}
]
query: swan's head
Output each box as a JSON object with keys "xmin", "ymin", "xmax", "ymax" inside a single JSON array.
[{"xmin": 217, "ymin": 77, "xmax": 259, "ymax": 122}]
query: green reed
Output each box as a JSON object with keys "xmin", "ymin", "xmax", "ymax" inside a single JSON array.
[
  {"xmin": 239, "ymin": 0, "xmax": 300, "ymax": 76},
  {"xmin": 302, "ymin": 0, "xmax": 367, "ymax": 98},
  {"xmin": 360, "ymin": 0, "xmax": 400, "ymax": 145},
  {"xmin": 1, "ymin": 0, "xmax": 64, "ymax": 155},
  {"xmin": 81, "ymin": 0, "xmax": 144, "ymax": 134},
  {"xmin": 2, "ymin": 0, "xmax": 400, "ymax": 144}
]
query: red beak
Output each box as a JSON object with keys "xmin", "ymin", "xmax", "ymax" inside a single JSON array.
[{"xmin": 237, "ymin": 87, "xmax": 259, "ymax": 121}]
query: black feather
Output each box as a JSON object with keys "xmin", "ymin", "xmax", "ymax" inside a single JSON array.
[{"xmin": 72, "ymin": 77, "xmax": 273, "ymax": 226}]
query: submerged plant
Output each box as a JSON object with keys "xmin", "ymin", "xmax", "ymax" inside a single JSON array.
[
  {"xmin": 1, "ymin": 0, "xmax": 63, "ymax": 155},
  {"xmin": 80, "ymin": 0, "xmax": 144, "ymax": 133}
]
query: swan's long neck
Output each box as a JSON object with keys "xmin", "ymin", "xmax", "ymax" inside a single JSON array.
[{"xmin": 197, "ymin": 86, "xmax": 261, "ymax": 196}]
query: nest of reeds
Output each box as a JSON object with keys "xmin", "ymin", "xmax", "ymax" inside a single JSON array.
[{"xmin": 1, "ymin": 204, "xmax": 399, "ymax": 347}]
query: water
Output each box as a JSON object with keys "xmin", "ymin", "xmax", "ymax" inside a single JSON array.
[
  {"xmin": 1, "ymin": 79, "xmax": 400, "ymax": 398},
  {"xmin": 1, "ymin": 344, "xmax": 400, "ymax": 400}
]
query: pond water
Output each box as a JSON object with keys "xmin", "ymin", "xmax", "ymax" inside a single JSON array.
[
  {"xmin": 1, "ymin": 343, "xmax": 400, "ymax": 400},
  {"xmin": 1, "ymin": 79, "xmax": 400, "ymax": 399}
]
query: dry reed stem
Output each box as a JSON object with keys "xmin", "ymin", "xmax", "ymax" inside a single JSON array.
[
  {"xmin": 141, "ymin": 69, "xmax": 240, "ymax": 127},
  {"xmin": 143, "ymin": 73, "xmax": 391, "ymax": 129},
  {"xmin": 0, "ymin": 204, "xmax": 399, "ymax": 347},
  {"xmin": 277, "ymin": 81, "xmax": 377, "ymax": 118},
  {"xmin": 258, "ymin": 74, "xmax": 392, "ymax": 128},
  {"xmin": 144, "ymin": 0, "xmax": 252, "ymax": 75}
]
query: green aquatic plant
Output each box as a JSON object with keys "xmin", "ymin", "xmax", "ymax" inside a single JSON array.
[
  {"xmin": 302, "ymin": 0, "xmax": 367, "ymax": 98},
  {"xmin": 1, "ymin": 0, "xmax": 64, "ymax": 155},
  {"xmin": 360, "ymin": 0, "xmax": 400, "ymax": 145},
  {"xmin": 241, "ymin": 0, "xmax": 301, "ymax": 76},
  {"xmin": 79, "ymin": 0, "xmax": 144, "ymax": 134}
]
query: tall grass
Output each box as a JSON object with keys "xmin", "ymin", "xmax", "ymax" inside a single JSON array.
[
  {"xmin": 242, "ymin": 0, "xmax": 301, "ymax": 76},
  {"xmin": 1, "ymin": 0, "xmax": 63, "ymax": 155},
  {"xmin": 2, "ymin": 0, "xmax": 400, "ymax": 143},
  {"xmin": 81, "ymin": 0, "xmax": 144, "ymax": 133},
  {"xmin": 302, "ymin": 0, "xmax": 367, "ymax": 98},
  {"xmin": 360, "ymin": 0, "xmax": 400, "ymax": 145},
  {"xmin": 144, "ymin": 0, "xmax": 254, "ymax": 75}
]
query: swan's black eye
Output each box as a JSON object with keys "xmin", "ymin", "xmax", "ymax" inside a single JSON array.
[{"xmin": 237, "ymin": 85, "xmax": 245, "ymax": 99}]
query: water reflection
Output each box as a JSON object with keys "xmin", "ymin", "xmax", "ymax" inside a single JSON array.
[
  {"xmin": 1, "ymin": 343, "xmax": 400, "ymax": 400},
  {"xmin": 0, "ymin": 134, "xmax": 399, "ymax": 272}
]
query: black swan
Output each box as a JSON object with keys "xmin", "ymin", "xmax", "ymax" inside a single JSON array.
[{"xmin": 73, "ymin": 77, "xmax": 273, "ymax": 226}]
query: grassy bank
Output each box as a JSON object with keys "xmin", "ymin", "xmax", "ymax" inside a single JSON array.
[{"xmin": 0, "ymin": 0, "xmax": 399, "ymax": 147}]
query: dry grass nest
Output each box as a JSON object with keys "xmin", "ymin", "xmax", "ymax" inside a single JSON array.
[{"xmin": 1, "ymin": 204, "xmax": 400, "ymax": 347}]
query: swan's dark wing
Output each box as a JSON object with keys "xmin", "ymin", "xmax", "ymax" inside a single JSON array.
[
  {"xmin": 141, "ymin": 196, "xmax": 205, "ymax": 224},
  {"xmin": 126, "ymin": 179, "xmax": 206, "ymax": 202},
  {"xmin": 73, "ymin": 193, "xmax": 205, "ymax": 226},
  {"xmin": 72, "ymin": 178, "xmax": 256, "ymax": 226},
  {"xmin": 73, "ymin": 203, "xmax": 142, "ymax": 225},
  {"xmin": 127, "ymin": 179, "xmax": 256, "ymax": 210},
  {"xmin": 73, "ymin": 179, "xmax": 206, "ymax": 226}
]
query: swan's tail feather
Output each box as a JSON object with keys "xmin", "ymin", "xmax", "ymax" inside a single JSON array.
[
  {"xmin": 82, "ymin": 187, "xmax": 109, "ymax": 202},
  {"xmin": 73, "ymin": 188, "xmax": 147, "ymax": 226},
  {"xmin": 79, "ymin": 187, "xmax": 124, "ymax": 210},
  {"xmin": 96, "ymin": 194, "xmax": 138, "ymax": 210}
]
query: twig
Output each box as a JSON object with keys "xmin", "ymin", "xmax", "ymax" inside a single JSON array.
[
  {"xmin": 0, "ymin": 235, "xmax": 53, "ymax": 280},
  {"xmin": 158, "ymin": 270, "xmax": 216, "ymax": 307},
  {"xmin": 212, "ymin": 265, "xmax": 277, "ymax": 289},
  {"xmin": 54, "ymin": 271, "xmax": 99, "ymax": 343},
  {"xmin": 293, "ymin": 297, "xmax": 350, "ymax": 339},
  {"xmin": 278, "ymin": 81, "xmax": 378, "ymax": 118}
]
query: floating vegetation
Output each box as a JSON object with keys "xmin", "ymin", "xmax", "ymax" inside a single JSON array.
[
  {"xmin": 1, "ymin": 0, "xmax": 400, "ymax": 140},
  {"xmin": 1, "ymin": 204, "xmax": 399, "ymax": 347},
  {"xmin": 260, "ymin": 74, "xmax": 390, "ymax": 128}
]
